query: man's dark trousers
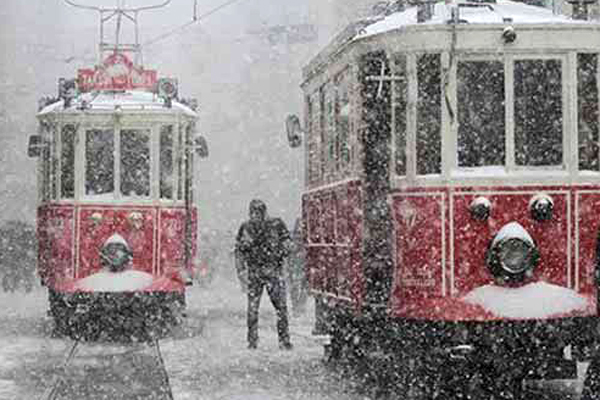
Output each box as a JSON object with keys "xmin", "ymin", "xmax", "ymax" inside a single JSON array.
[{"xmin": 247, "ymin": 270, "xmax": 290, "ymax": 347}]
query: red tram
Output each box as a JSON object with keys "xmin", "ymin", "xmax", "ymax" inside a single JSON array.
[
  {"xmin": 28, "ymin": 2, "xmax": 208, "ymax": 340},
  {"xmin": 288, "ymin": 0, "xmax": 600, "ymax": 396}
]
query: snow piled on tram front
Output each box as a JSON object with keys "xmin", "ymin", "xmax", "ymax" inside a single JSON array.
[
  {"xmin": 76, "ymin": 270, "xmax": 154, "ymax": 292},
  {"xmin": 356, "ymin": 0, "xmax": 583, "ymax": 39},
  {"xmin": 463, "ymin": 281, "xmax": 591, "ymax": 319}
]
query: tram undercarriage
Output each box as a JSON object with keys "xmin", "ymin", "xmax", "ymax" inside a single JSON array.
[
  {"xmin": 324, "ymin": 302, "xmax": 598, "ymax": 399},
  {"xmin": 48, "ymin": 289, "xmax": 186, "ymax": 342}
]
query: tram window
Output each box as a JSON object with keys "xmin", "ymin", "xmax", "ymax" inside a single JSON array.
[
  {"xmin": 324, "ymin": 81, "xmax": 336, "ymax": 179},
  {"xmin": 335, "ymin": 70, "xmax": 351, "ymax": 172},
  {"xmin": 307, "ymin": 92, "xmax": 321, "ymax": 184},
  {"xmin": 394, "ymin": 54, "xmax": 408, "ymax": 176},
  {"xmin": 85, "ymin": 129, "xmax": 114, "ymax": 196},
  {"xmin": 578, "ymin": 53, "xmax": 599, "ymax": 171},
  {"xmin": 121, "ymin": 129, "xmax": 150, "ymax": 198},
  {"xmin": 160, "ymin": 125, "xmax": 174, "ymax": 199},
  {"xmin": 177, "ymin": 127, "xmax": 183, "ymax": 201},
  {"xmin": 457, "ymin": 61, "xmax": 506, "ymax": 167},
  {"xmin": 51, "ymin": 128, "xmax": 58, "ymax": 200},
  {"xmin": 60, "ymin": 124, "xmax": 76, "ymax": 199},
  {"xmin": 417, "ymin": 53, "xmax": 442, "ymax": 175},
  {"xmin": 319, "ymin": 88, "xmax": 326, "ymax": 180},
  {"xmin": 514, "ymin": 59, "xmax": 563, "ymax": 167},
  {"xmin": 41, "ymin": 138, "xmax": 51, "ymax": 202}
]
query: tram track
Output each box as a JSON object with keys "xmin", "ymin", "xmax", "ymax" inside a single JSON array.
[
  {"xmin": 39, "ymin": 340, "xmax": 81, "ymax": 400},
  {"xmin": 39, "ymin": 339, "xmax": 173, "ymax": 400}
]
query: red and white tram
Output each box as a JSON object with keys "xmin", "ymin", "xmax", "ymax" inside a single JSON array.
[
  {"xmin": 28, "ymin": 2, "xmax": 208, "ymax": 340},
  {"xmin": 288, "ymin": 0, "xmax": 600, "ymax": 396}
]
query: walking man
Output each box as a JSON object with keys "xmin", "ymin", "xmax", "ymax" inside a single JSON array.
[{"xmin": 236, "ymin": 199, "xmax": 293, "ymax": 350}]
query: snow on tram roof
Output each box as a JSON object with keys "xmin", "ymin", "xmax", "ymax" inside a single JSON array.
[
  {"xmin": 356, "ymin": 0, "xmax": 587, "ymax": 39},
  {"xmin": 37, "ymin": 90, "xmax": 198, "ymax": 117}
]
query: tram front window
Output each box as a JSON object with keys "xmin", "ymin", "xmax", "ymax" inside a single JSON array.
[
  {"xmin": 457, "ymin": 61, "xmax": 505, "ymax": 167},
  {"xmin": 121, "ymin": 129, "xmax": 150, "ymax": 198},
  {"xmin": 514, "ymin": 59, "xmax": 563, "ymax": 167},
  {"xmin": 61, "ymin": 124, "xmax": 75, "ymax": 199},
  {"xmin": 85, "ymin": 129, "xmax": 114, "ymax": 197},
  {"xmin": 578, "ymin": 53, "xmax": 599, "ymax": 171},
  {"xmin": 160, "ymin": 125, "xmax": 174, "ymax": 199},
  {"xmin": 417, "ymin": 53, "xmax": 441, "ymax": 175}
]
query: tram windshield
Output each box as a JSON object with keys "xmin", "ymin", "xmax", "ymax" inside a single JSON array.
[
  {"xmin": 514, "ymin": 59, "xmax": 563, "ymax": 167},
  {"xmin": 120, "ymin": 129, "xmax": 151, "ymax": 198},
  {"xmin": 455, "ymin": 57, "xmax": 564, "ymax": 172},
  {"xmin": 578, "ymin": 53, "xmax": 600, "ymax": 172},
  {"xmin": 82, "ymin": 127, "xmax": 172, "ymax": 201},
  {"xmin": 61, "ymin": 125, "xmax": 76, "ymax": 199},
  {"xmin": 457, "ymin": 60, "xmax": 505, "ymax": 168},
  {"xmin": 160, "ymin": 125, "xmax": 175, "ymax": 200},
  {"xmin": 85, "ymin": 129, "xmax": 115, "ymax": 197}
]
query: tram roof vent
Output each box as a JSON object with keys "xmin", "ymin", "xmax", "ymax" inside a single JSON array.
[{"xmin": 566, "ymin": 0, "xmax": 596, "ymax": 20}]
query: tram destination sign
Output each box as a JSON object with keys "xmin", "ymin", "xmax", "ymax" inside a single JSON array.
[{"xmin": 78, "ymin": 53, "xmax": 157, "ymax": 92}]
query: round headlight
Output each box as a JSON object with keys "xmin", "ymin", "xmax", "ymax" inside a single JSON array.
[
  {"xmin": 470, "ymin": 196, "xmax": 492, "ymax": 221},
  {"xmin": 486, "ymin": 223, "xmax": 539, "ymax": 284},
  {"xmin": 100, "ymin": 242, "xmax": 132, "ymax": 272},
  {"xmin": 529, "ymin": 193, "xmax": 554, "ymax": 222},
  {"xmin": 498, "ymin": 239, "xmax": 533, "ymax": 274}
]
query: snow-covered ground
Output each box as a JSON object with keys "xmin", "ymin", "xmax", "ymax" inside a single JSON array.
[
  {"xmin": 160, "ymin": 274, "xmax": 358, "ymax": 400},
  {"xmin": 0, "ymin": 274, "xmax": 359, "ymax": 400},
  {"xmin": 0, "ymin": 273, "xmax": 590, "ymax": 399}
]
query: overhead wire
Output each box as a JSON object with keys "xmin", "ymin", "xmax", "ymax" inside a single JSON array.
[
  {"xmin": 32, "ymin": 0, "xmax": 247, "ymax": 65},
  {"xmin": 142, "ymin": 0, "xmax": 250, "ymax": 48}
]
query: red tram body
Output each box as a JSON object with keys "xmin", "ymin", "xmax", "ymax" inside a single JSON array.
[
  {"xmin": 291, "ymin": 0, "xmax": 600, "ymax": 396},
  {"xmin": 29, "ymin": 5, "xmax": 207, "ymax": 340}
]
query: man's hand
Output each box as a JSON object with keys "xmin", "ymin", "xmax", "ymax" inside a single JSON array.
[{"xmin": 241, "ymin": 230, "xmax": 253, "ymax": 245}]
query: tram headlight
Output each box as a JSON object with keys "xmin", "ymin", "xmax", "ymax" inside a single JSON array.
[
  {"xmin": 486, "ymin": 222, "xmax": 539, "ymax": 284},
  {"xmin": 470, "ymin": 196, "xmax": 492, "ymax": 221},
  {"xmin": 100, "ymin": 234, "xmax": 133, "ymax": 272},
  {"xmin": 502, "ymin": 26, "xmax": 517, "ymax": 44},
  {"xmin": 529, "ymin": 193, "xmax": 554, "ymax": 222}
]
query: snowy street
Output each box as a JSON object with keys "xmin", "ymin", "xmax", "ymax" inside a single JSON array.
[
  {"xmin": 0, "ymin": 270, "xmax": 590, "ymax": 400},
  {"xmin": 158, "ymin": 274, "xmax": 363, "ymax": 400},
  {"xmin": 0, "ymin": 273, "xmax": 367, "ymax": 400}
]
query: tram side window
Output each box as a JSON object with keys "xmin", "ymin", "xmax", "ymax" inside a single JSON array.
[
  {"xmin": 324, "ymin": 81, "xmax": 336, "ymax": 180},
  {"xmin": 85, "ymin": 129, "xmax": 114, "ymax": 196},
  {"xmin": 319, "ymin": 88, "xmax": 326, "ymax": 180},
  {"xmin": 51, "ymin": 128, "xmax": 58, "ymax": 200},
  {"xmin": 177, "ymin": 127, "xmax": 183, "ymax": 201},
  {"xmin": 41, "ymin": 135, "xmax": 51, "ymax": 202},
  {"xmin": 457, "ymin": 61, "xmax": 506, "ymax": 167},
  {"xmin": 60, "ymin": 124, "xmax": 76, "ymax": 199},
  {"xmin": 335, "ymin": 69, "xmax": 352, "ymax": 173},
  {"xmin": 160, "ymin": 125, "xmax": 174, "ymax": 199},
  {"xmin": 417, "ymin": 53, "xmax": 442, "ymax": 175},
  {"xmin": 307, "ymin": 92, "xmax": 321, "ymax": 184},
  {"xmin": 514, "ymin": 59, "xmax": 563, "ymax": 167},
  {"xmin": 121, "ymin": 129, "xmax": 150, "ymax": 198},
  {"xmin": 394, "ymin": 54, "xmax": 408, "ymax": 176},
  {"xmin": 578, "ymin": 53, "xmax": 599, "ymax": 171}
]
